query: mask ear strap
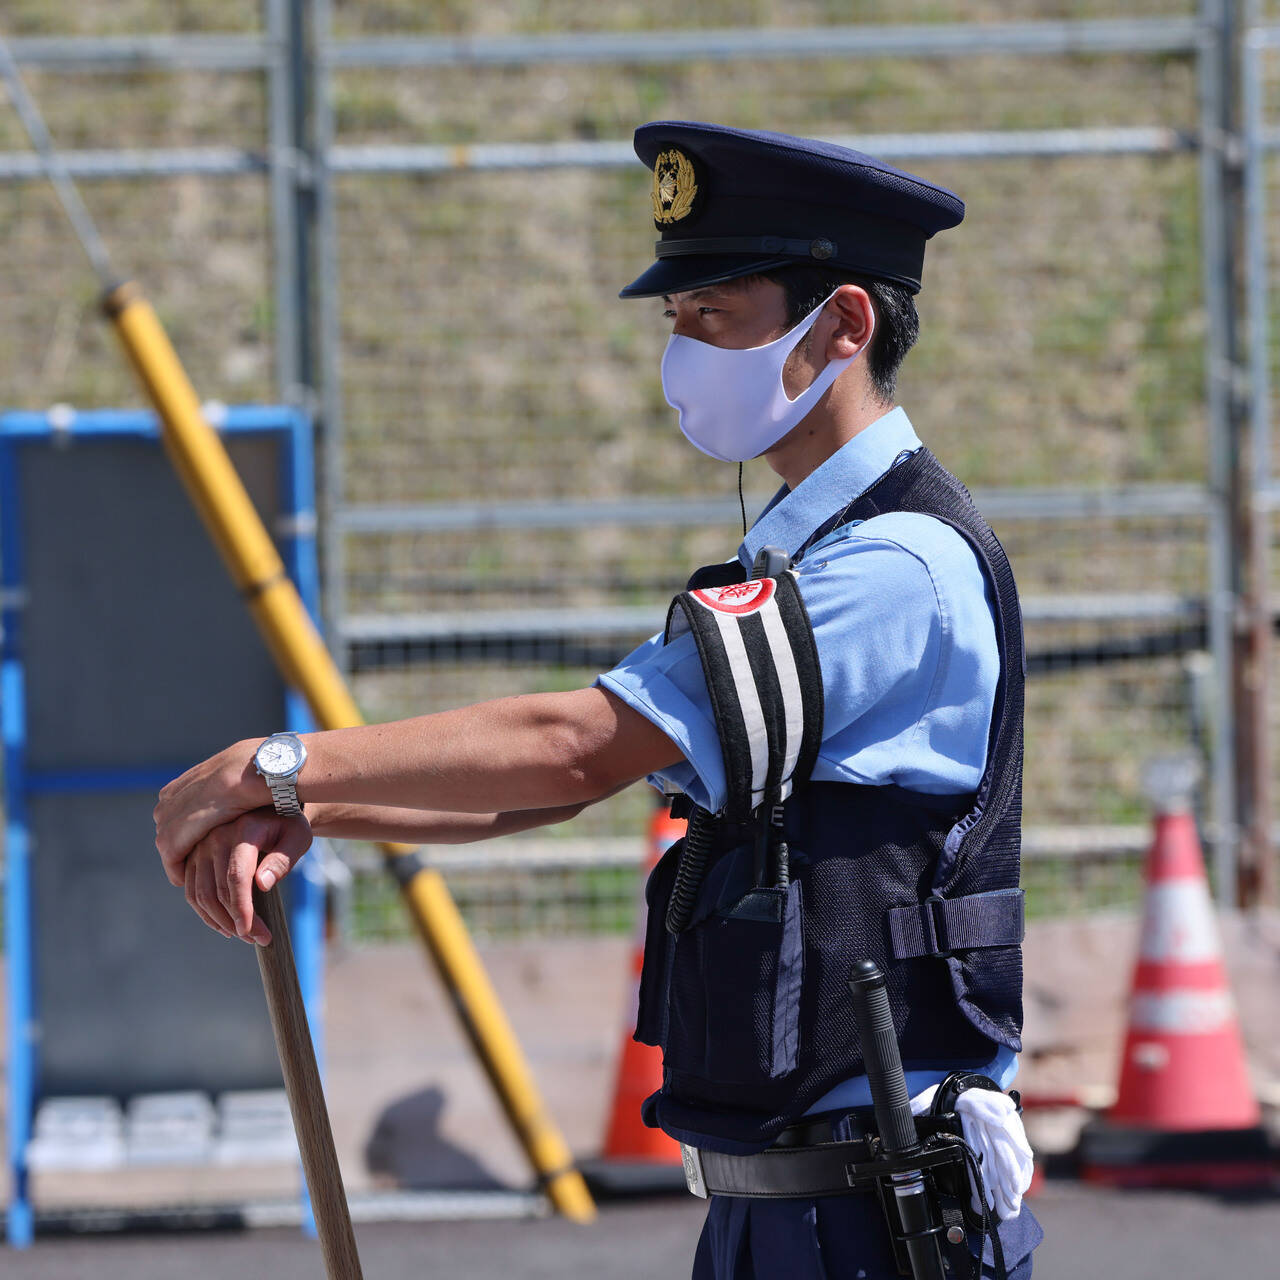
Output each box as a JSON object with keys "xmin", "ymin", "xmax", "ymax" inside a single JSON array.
[{"xmin": 778, "ymin": 300, "xmax": 875, "ymax": 412}]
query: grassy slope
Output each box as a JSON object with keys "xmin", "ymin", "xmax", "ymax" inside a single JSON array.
[{"xmin": 0, "ymin": 1, "xmax": 1211, "ymax": 840}]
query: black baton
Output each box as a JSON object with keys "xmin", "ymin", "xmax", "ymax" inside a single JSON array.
[{"xmin": 848, "ymin": 960, "xmax": 947, "ymax": 1280}]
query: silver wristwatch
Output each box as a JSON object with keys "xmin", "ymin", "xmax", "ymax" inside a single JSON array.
[{"xmin": 253, "ymin": 731, "xmax": 308, "ymax": 816}]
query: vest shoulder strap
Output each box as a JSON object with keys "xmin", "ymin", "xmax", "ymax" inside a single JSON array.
[{"xmin": 665, "ymin": 572, "xmax": 823, "ymax": 820}]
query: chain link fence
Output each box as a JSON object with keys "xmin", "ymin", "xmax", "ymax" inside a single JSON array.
[{"xmin": 4, "ymin": 0, "xmax": 1269, "ymax": 943}]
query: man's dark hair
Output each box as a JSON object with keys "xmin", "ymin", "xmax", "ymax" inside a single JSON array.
[{"xmin": 759, "ymin": 264, "xmax": 919, "ymax": 403}]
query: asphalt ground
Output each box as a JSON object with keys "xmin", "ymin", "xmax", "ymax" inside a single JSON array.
[
  {"xmin": 4, "ymin": 921, "xmax": 1278, "ymax": 1276},
  {"xmin": 3, "ymin": 1181, "xmax": 1279, "ymax": 1279}
]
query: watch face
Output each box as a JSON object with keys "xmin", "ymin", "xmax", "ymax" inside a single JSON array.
[{"xmin": 257, "ymin": 736, "xmax": 302, "ymax": 776}]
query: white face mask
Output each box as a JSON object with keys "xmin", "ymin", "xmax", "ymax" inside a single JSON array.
[{"xmin": 659, "ymin": 290, "xmax": 872, "ymax": 463}]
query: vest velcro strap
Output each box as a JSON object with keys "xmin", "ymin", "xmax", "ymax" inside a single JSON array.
[{"xmin": 886, "ymin": 888, "xmax": 1025, "ymax": 959}]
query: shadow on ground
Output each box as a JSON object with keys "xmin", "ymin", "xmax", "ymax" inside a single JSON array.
[{"xmin": 364, "ymin": 1086, "xmax": 506, "ymax": 1191}]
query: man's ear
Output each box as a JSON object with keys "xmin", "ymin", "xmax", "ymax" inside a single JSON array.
[{"xmin": 825, "ymin": 285, "xmax": 876, "ymax": 361}]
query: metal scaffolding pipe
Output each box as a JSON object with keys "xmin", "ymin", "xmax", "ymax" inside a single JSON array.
[
  {"xmin": 0, "ymin": 147, "xmax": 270, "ymax": 180},
  {"xmin": 335, "ymin": 483, "xmax": 1213, "ymax": 536},
  {"xmin": 324, "ymin": 18, "xmax": 1202, "ymax": 68},
  {"xmin": 0, "ymin": 125, "xmax": 1193, "ymax": 184},
  {"xmin": 327, "ymin": 128, "xmax": 1189, "ymax": 176},
  {"xmin": 337, "ymin": 593, "xmax": 1208, "ymax": 651},
  {"xmin": 2, "ymin": 34, "xmax": 273, "ymax": 71},
  {"xmin": 5, "ymin": 19, "xmax": 1203, "ymax": 74}
]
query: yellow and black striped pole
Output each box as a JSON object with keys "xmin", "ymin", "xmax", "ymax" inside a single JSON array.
[{"xmin": 102, "ymin": 280, "xmax": 595, "ymax": 1225}]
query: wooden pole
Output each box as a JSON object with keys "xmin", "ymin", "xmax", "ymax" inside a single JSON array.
[{"xmin": 254, "ymin": 885, "xmax": 364, "ymax": 1280}]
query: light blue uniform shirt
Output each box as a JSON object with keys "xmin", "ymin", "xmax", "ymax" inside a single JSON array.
[{"xmin": 597, "ymin": 408, "xmax": 1018, "ymax": 1105}]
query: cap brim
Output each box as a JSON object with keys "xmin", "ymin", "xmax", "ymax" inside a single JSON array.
[{"xmin": 618, "ymin": 254, "xmax": 792, "ymax": 300}]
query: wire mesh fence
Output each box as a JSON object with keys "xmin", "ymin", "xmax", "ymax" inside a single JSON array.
[
  {"xmin": 328, "ymin": 11, "xmax": 1214, "ymax": 927},
  {"xmin": 329, "ymin": 835, "xmax": 1154, "ymax": 947},
  {"xmin": 3, "ymin": 0, "xmax": 1271, "ymax": 942},
  {"xmin": 0, "ymin": 174, "xmax": 277, "ymax": 411}
]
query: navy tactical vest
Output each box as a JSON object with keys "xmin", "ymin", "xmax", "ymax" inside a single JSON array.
[{"xmin": 634, "ymin": 447, "xmax": 1026, "ymax": 1153}]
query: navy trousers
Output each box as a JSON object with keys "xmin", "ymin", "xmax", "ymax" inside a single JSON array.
[{"xmin": 691, "ymin": 1193, "xmax": 1042, "ymax": 1279}]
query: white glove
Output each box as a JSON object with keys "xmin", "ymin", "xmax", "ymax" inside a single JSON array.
[{"xmin": 909, "ymin": 1083, "xmax": 1035, "ymax": 1221}]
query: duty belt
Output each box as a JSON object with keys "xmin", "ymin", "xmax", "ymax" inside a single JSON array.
[{"xmin": 679, "ymin": 1112, "xmax": 966, "ymax": 1202}]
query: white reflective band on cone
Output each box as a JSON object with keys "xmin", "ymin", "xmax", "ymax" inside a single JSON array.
[
  {"xmin": 1129, "ymin": 989, "xmax": 1235, "ymax": 1034},
  {"xmin": 1138, "ymin": 881, "xmax": 1221, "ymax": 963}
]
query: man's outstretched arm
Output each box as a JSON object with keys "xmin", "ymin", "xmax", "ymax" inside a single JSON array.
[
  {"xmin": 155, "ymin": 685, "xmax": 683, "ymax": 886},
  {"xmin": 305, "ymin": 799, "xmax": 594, "ymax": 845}
]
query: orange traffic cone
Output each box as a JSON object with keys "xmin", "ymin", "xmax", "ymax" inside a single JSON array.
[
  {"xmin": 1109, "ymin": 807, "xmax": 1258, "ymax": 1131},
  {"xmin": 1079, "ymin": 779, "xmax": 1275, "ymax": 1188},
  {"xmin": 582, "ymin": 798, "xmax": 688, "ymax": 1195}
]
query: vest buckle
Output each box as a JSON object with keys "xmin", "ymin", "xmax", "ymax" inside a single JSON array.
[{"xmin": 922, "ymin": 894, "xmax": 954, "ymax": 959}]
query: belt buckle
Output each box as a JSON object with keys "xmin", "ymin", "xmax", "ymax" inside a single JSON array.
[{"xmin": 680, "ymin": 1143, "xmax": 708, "ymax": 1199}]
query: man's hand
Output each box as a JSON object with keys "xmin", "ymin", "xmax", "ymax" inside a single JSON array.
[
  {"xmin": 183, "ymin": 808, "xmax": 313, "ymax": 945},
  {"xmin": 155, "ymin": 739, "xmax": 264, "ymax": 886}
]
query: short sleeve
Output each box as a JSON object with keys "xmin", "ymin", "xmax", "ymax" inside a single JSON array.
[
  {"xmin": 595, "ymin": 631, "xmax": 728, "ymax": 811},
  {"xmin": 793, "ymin": 533, "xmax": 943, "ymax": 749}
]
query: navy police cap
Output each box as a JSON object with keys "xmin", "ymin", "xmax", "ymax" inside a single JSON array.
[{"xmin": 619, "ymin": 120, "xmax": 963, "ymax": 299}]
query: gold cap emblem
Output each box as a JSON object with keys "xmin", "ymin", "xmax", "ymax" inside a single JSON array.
[{"xmin": 651, "ymin": 148, "xmax": 699, "ymax": 226}]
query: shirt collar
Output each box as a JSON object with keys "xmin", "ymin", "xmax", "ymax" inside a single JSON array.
[{"xmin": 739, "ymin": 406, "xmax": 922, "ymax": 566}]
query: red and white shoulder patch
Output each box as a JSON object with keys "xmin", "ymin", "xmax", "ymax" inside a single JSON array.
[{"xmin": 690, "ymin": 577, "xmax": 776, "ymax": 616}]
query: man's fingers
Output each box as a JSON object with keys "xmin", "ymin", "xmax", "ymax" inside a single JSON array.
[
  {"xmin": 159, "ymin": 848, "xmax": 187, "ymax": 888},
  {"xmin": 226, "ymin": 837, "xmax": 269, "ymax": 943},
  {"xmin": 213, "ymin": 832, "xmax": 232, "ymax": 918},
  {"xmin": 185, "ymin": 854, "xmax": 234, "ymax": 939},
  {"xmin": 184, "ymin": 857, "xmax": 217, "ymax": 933},
  {"xmin": 254, "ymin": 816, "xmax": 313, "ymax": 892},
  {"xmin": 195, "ymin": 855, "xmax": 237, "ymax": 938},
  {"xmin": 156, "ymin": 800, "xmax": 189, "ymax": 887},
  {"xmin": 255, "ymin": 853, "xmax": 290, "ymax": 892},
  {"xmin": 171, "ymin": 806, "xmax": 309, "ymax": 947}
]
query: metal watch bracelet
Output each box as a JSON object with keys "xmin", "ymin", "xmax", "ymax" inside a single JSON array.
[{"xmin": 267, "ymin": 775, "xmax": 303, "ymax": 816}]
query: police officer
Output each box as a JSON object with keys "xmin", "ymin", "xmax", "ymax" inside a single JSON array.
[{"xmin": 154, "ymin": 121, "xmax": 1041, "ymax": 1278}]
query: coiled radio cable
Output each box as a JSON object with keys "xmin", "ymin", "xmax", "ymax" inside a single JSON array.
[{"xmin": 664, "ymin": 804, "xmax": 715, "ymax": 935}]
